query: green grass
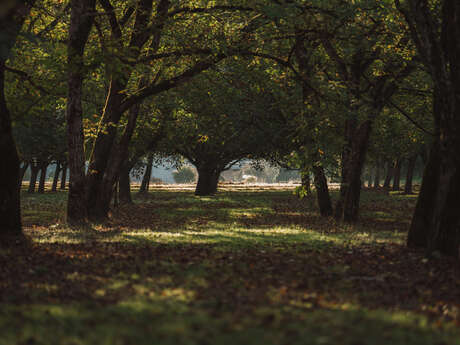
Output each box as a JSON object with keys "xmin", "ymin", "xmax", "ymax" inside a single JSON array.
[{"xmin": 1, "ymin": 187, "xmax": 459, "ymax": 345}]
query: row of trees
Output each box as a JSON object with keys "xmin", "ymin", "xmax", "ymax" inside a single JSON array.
[{"xmin": 0, "ymin": 0, "xmax": 458, "ymax": 257}]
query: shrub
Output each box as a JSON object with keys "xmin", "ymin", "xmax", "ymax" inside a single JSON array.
[{"xmin": 172, "ymin": 167, "xmax": 197, "ymax": 183}]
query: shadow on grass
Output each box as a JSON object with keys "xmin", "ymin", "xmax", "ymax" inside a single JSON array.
[
  {"xmin": 9, "ymin": 187, "xmax": 459, "ymax": 345},
  {"xmin": 2, "ymin": 299, "xmax": 458, "ymax": 345}
]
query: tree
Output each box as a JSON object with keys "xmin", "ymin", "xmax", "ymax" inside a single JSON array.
[
  {"xmin": 173, "ymin": 167, "xmax": 196, "ymax": 184},
  {"xmin": 162, "ymin": 60, "xmax": 291, "ymax": 196},
  {"xmin": 396, "ymin": 0, "xmax": 460, "ymax": 257},
  {"xmin": 65, "ymin": 0, "xmax": 96, "ymax": 224},
  {"xmin": 0, "ymin": 0, "xmax": 35, "ymax": 237}
]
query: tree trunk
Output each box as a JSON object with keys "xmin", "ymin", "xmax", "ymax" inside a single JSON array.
[
  {"xmin": 407, "ymin": 139, "xmax": 440, "ymax": 249},
  {"xmin": 407, "ymin": 97, "xmax": 460, "ymax": 257},
  {"xmin": 0, "ymin": 63, "xmax": 21, "ymax": 234},
  {"xmin": 139, "ymin": 153, "xmax": 154, "ymax": 194},
  {"xmin": 373, "ymin": 158, "xmax": 381, "ymax": 188},
  {"xmin": 60, "ymin": 163, "xmax": 67, "ymax": 190},
  {"xmin": 28, "ymin": 163, "xmax": 39, "ymax": 194},
  {"xmin": 51, "ymin": 162, "xmax": 61, "ymax": 192},
  {"xmin": 0, "ymin": 1, "xmax": 35, "ymax": 238},
  {"xmin": 335, "ymin": 120, "xmax": 373, "ymax": 223},
  {"xmin": 312, "ymin": 165, "xmax": 333, "ymax": 216},
  {"xmin": 404, "ymin": 155, "xmax": 417, "ymax": 194},
  {"xmin": 37, "ymin": 162, "xmax": 48, "ymax": 194},
  {"xmin": 19, "ymin": 162, "xmax": 29, "ymax": 188},
  {"xmin": 397, "ymin": 0, "xmax": 460, "ymax": 257},
  {"xmin": 300, "ymin": 167, "xmax": 311, "ymax": 195},
  {"xmin": 392, "ymin": 159, "xmax": 402, "ymax": 191},
  {"xmin": 195, "ymin": 165, "xmax": 220, "ymax": 196},
  {"xmin": 65, "ymin": 0, "xmax": 96, "ymax": 224},
  {"xmin": 119, "ymin": 164, "xmax": 132, "ymax": 204},
  {"xmin": 367, "ymin": 172, "xmax": 373, "ymax": 188},
  {"xmin": 383, "ymin": 161, "xmax": 393, "ymax": 189}
]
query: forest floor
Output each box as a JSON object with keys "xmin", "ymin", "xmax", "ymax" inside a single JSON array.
[{"xmin": 1, "ymin": 187, "xmax": 459, "ymax": 345}]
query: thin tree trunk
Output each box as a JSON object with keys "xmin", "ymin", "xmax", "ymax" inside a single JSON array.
[
  {"xmin": 37, "ymin": 162, "xmax": 48, "ymax": 194},
  {"xmin": 51, "ymin": 162, "xmax": 61, "ymax": 192},
  {"xmin": 19, "ymin": 162, "xmax": 29, "ymax": 188},
  {"xmin": 60, "ymin": 163, "xmax": 67, "ymax": 190},
  {"xmin": 28, "ymin": 164, "xmax": 39, "ymax": 194},
  {"xmin": 66, "ymin": 0, "xmax": 96, "ymax": 224},
  {"xmin": 139, "ymin": 154, "xmax": 154, "ymax": 194},
  {"xmin": 373, "ymin": 158, "xmax": 381, "ymax": 188},
  {"xmin": 312, "ymin": 165, "xmax": 333, "ymax": 216},
  {"xmin": 383, "ymin": 161, "xmax": 393, "ymax": 188},
  {"xmin": 392, "ymin": 159, "xmax": 402, "ymax": 191},
  {"xmin": 404, "ymin": 155, "xmax": 417, "ymax": 194},
  {"xmin": 367, "ymin": 172, "xmax": 373, "ymax": 188}
]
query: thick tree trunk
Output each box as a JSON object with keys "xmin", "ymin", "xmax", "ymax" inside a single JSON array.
[
  {"xmin": 60, "ymin": 163, "xmax": 67, "ymax": 190},
  {"xmin": 392, "ymin": 159, "xmax": 402, "ymax": 191},
  {"xmin": 0, "ymin": 1, "xmax": 35, "ymax": 238},
  {"xmin": 66, "ymin": 0, "xmax": 96, "ymax": 224},
  {"xmin": 37, "ymin": 162, "xmax": 48, "ymax": 194},
  {"xmin": 51, "ymin": 162, "xmax": 61, "ymax": 192},
  {"xmin": 312, "ymin": 165, "xmax": 333, "ymax": 216},
  {"xmin": 0, "ymin": 64, "xmax": 21, "ymax": 234},
  {"xmin": 195, "ymin": 165, "xmax": 220, "ymax": 196},
  {"xmin": 404, "ymin": 155, "xmax": 417, "ymax": 194},
  {"xmin": 139, "ymin": 153, "xmax": 154, "ymax": 194},
  {"xmin": 335, "ymin": 120, "xmax": 373, "ymax": 223},
  {"xmin": 383, "ymin": 161, "xmax": 393, "ymax": 189},
  {"xmin": 397, "ymin": 0, "xmax": 460, "ymax": 257},
  {"xmin": 373, "ymin": 158, "xmax": 381, "ymax": 188},
  {"xmin": 19, "ymin": 162, "xmax": 29, "ymax": 188},
  {"xmin": 119, "ymin": 165, "xmax": 132, "ymax": 204},
  {"xmin": 28, "ymin": 163, "xmax": 39, "ymax": 194}
]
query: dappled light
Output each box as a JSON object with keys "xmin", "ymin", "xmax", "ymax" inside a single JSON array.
[
  {"xmin": 1, "ymin": 187, "xmax": 459, "ymax": 344},
  {"xmin": 1, "ymin": 0, "xmax": 460, "ymax": 344}
]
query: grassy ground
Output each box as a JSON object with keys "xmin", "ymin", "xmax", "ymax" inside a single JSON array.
[{"xmin": 1, "ymin": 187, "xmax": 459, "ymax": 345}]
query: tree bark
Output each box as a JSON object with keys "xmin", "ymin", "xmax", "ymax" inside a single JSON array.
[
  {"xmin": 28, "ymin": 163, "xmax": 39, "ymax": 194},
  {"xmin": 312, "ymin": 165, "xmax": 333, "ymax": 216},
  {"xmin": 0, "ymin": 0, "xmax": 35, "ymax": 237},
  {"xmin": 397, "ymin": 0, "xmax": 460, "ymax": 257},
  {"xmin": 195, "ymin": 165, "xmax": 220, "ymax": 196},
  {"xmin": 404, "ymin": 155, "xmax": 417, "ymax": 194},
  {"xmin": 139, "ymin": 153, "xmax": 154, "ymax": 194},
  {"xmin": 65, "ymin": 0, "xmax": 96, "ymax": 224},
  {"xmin": 407, "ymin": 140, "xmax": 440, "ymax": 249},
  {"xmin": 51, "ymin": 162, "xmax": 61, "ymax": 192},
  {"xmin": 119, "ymin": 164, "xmax": 132, "ymax": 204},
  {"xmin": 392, "ymin": 159, "xmax": 402, "ymax": 191},
  {"xmin": 383, "ymin": 161, "xmax": 393, "ymax": 189},
  {"xmin": 373, "ymin": 158, "xmax": 381, "ymax": 188},
  {"xmin": 37, "ymin": 162, "xmax": 48, "ymax": 194},
  {"xmin": 60, "ymin": 163, "xmax": 67, "ymax": 190},
  {"xmin": 335, "ymin": 120, "xmax": 373, "ymax": 223}
]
